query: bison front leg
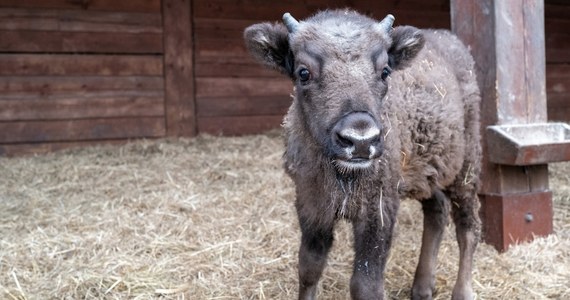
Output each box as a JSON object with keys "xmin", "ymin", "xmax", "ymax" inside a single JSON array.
[
  {"xmin": 350, "ymin": 196, "xmax": 398, "ymax": 300},
  {"xmin": 297, "ymin": 216, "xmax": 334, "ymax": 300}
]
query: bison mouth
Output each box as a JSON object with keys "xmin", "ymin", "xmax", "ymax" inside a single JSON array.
[{"xmin": 332, "ymin": 157, "xmax": 376, "ymax": 174}]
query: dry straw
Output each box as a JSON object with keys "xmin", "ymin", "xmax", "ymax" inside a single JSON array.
[{"xmin": 1, "ymin": 131, "xmax": 568, "ymax": 299}]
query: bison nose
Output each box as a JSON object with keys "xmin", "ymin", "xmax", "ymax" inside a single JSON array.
[{"xmin": 332, "ymin": 112, "xmax": 382, "ymax": 160}]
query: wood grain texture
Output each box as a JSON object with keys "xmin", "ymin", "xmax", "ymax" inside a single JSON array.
[
  {"xmin": 162, "ymin": 0, "xmax": 196, "ymax": 137},
  {"xmin": 0, "ymin": 139, "xmax": 129, "ymax": 156},
  {"xmin": 0, "ymin": 8, "xmax": 162, "ymax": 33},
  {"xmin": 451, "ymin": 0, "xmax": 550, "ymax": 194},
  {"xmin": 0, "ymin": 76, "xmax": 163, "ymax": 93},
  {"xmin": 0, "ymin": 30, "xmax": 162, "ymax": 53},
  {"xmin": 197, "ymin": 115, "xmax": 283, "ymax": 136},
  {"xmin": 1, "ymin": 0, "xmax": 567, "ymax": 156},
  {"xmin": 197, "ymin": 95, "xmax": 291, "ymax": 117},
  {"xmin": 0, "ymin": 93, "xmax": 164, "ymax": 121},
  {"xmin": 0, "ymin": 54, "xmax": 163, "ymax": 76},
  {"xmin": 0, "ymin": 117, "xmax": 165, "ymax": 143},
  {"xmin": 0, "ymin": 0, "xmax": 161, "ymax": 12},
  {"xmin": 196, "ymin": 78, "xmax": 291, "ymax": 98}
]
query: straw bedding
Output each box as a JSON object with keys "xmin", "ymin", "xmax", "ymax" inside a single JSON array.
[{"xmin": 1, "ymin": 131, "xmax": 569, "ymax": 299}]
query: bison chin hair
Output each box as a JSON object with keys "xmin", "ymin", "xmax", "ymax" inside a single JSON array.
[{"xmin": 331, "ymin": 158, "xmax": 378, "ymax": 177}]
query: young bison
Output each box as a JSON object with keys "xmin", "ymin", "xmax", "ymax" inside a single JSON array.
[{"xmin": 244, "ymin": 9, "xmax": 481, "ymax": 300}]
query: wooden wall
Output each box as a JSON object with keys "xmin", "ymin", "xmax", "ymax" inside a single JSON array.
[
  {"xmin": 0, "ymin": 0, "xmax": 567, "ymax": 155},
  {"xmin": 193, "ymin": 0, "xmax": 450, "ymax": 135},
  {"xmin": 545, "ymin": 0, "xmax": 570, "ymax": 122},
  {"xmin": 0, "ymin": 0, "xmax": 165, "ymax": 155},
  {"xmin": 194, "ymin": 0, "xmax": 569, "ymax": 132}
]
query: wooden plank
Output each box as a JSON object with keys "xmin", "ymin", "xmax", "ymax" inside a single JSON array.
[
  {"xmin": 0, "ymin": 0, "xmax": 161, "ymax": 13},
  {"xmin": 0, "ymin": 54, "xmax": 163, "ymax": 76},
  {"xmin": 0, "ymin": 8, "xmax": 162, "ymax": 33},
  {"xmin": 193, "ymin": 0, "xmax": 450, "ymax": 21},
  {"xmin": 547, "ymin": 64, "xmax": 570, "ymax": 78},
  {"xmin": 481, "ymin": 192, "xmax": 553, "ymax": 252},
  {"xmin": 352, "ymin": 0, "xmax": 450, "ymax": 12},
  {"xmin": 194, "ymin": 18, "xmax": 251, "ymax": 40},
  {"xmin": 195, "ymin": 56, "xmax": 281, "ymax": 78},
  {"xmin": 196, "ymin": 78, "xmax": 292, "ymax": 98},
  {"xmin": 0, "ymin": 76, "xmax": 163, "ymax": 94},
  {"xmin": 546, "ymin": 65, "xmax": 570, "ymax": 94},
  {"xmin": 0, "ymin": 9, "xmax": 57, "ymax": 30},
  {"xmin": 0, "ymin": 117, "xmax": 165, "ymax": 143},
  {"xmin": 193, "ymin": 14, "xmax": 448, "ymax": 43},
  {"xmin": 162, "ymin": 0, "xmax": 196, "ymax": 137},
  {"xmin": 452, "ymin": 0, "xmax": 550, "ymax": 193},
  {"xmin": 198, "ymin": 115, "xmax": 283, "ymax": 136},
  {"xmin": 357, "ymin": 9, "xmax": 450, "ymax": 28},
  {"xmin": 494, "ymin": 0, "xmax": 531, "ymax": 124},
  {"xmin": 545, "ymin": 18, "xmax": 570, "ymax": 34},
  {"xmin": 193, "ymin": 1, "xmax": 313, "ymax": 20},
  {"xmin": 548, "ymin": 95, "xmax": 570, "ymax": 122},
  {"xmin": 194, "ymin": 11, "xmax": 450, "ymax": 60},
  {"xmin": 195, "ymin": 37, "xmax": 248, "ymax": 59},
  {"xmin": 197, "ymin": 95, "xmax": 291, "ymax": 117},
  {"xmin": 452, "ymin": 0, "xmax": 553, "ymax": 252},
  {"xmin": 193, "ymin": 10, "xmax": 450, "ymax": 62},
  {"xmin": 545, "ymin": 1, "xmax": 570, "ymax": 19},
  {"xmin": 0, "ymin": 30, "xmax": 162, "ymax": 53},
  {"xmin": 545, "ymin": 33, "xmax": 570, "ymax": 63},
  {"xmin": 523, "ymin": 0, "xmax": 547, "ymax": 122},
  {"xmin": 546, "ymin": 65, "xmax": 570, "ymax": 126},
  {"xmin": 547, "ymin": 93, "xmax": 570, "ymax": 107},
  {"xmin": 0, "ymin": 93, "xmax": 164, "ymax": 121},
  {"xmin": 0, "ymin": 139, "xmax": 129, "ymax": 157}
]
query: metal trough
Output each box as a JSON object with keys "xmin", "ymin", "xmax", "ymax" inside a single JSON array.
[{"xmin": 487, "ymin": 123, "xmax": 570, "ymax": 165}]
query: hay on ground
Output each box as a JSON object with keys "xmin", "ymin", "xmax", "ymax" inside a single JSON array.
[{"xmin": 0, "ymin": 131, "xmax": 569, "ymax": 299}]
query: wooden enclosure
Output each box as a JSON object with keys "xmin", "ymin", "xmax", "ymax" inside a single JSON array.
[{"xmin": 0, "ymin": 0, "xmax": 568, "ymax": 156}]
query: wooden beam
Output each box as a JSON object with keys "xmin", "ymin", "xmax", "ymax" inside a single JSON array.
[
  {"xmin": 198, "ymin": 115, "xmax": 283, "ymax": 136},
  {"xmin": 0, "ymin": 0, "xmax": 161, "ymax": 13},
  {"xmin": 0, "ymin": 93, "xmax": 164, "ymax": 121},
  {"xmin": 162, "ymin": 0, "xmax": 196, "ymax": 137},
  {"xmin": 451, "ymin": 0, "xmax": 553, "ymax": 252},
  {"xmin": 196, "ymin": 95, "xmax": 291, "ymax": 118},
  {"xmin": 0, "ymin": 54, "xmax": 163, "ymax": 76},
  {"xmin": 0, "ymin": 30, "xmax": 162, "ymax": 53},
  {"xmin": 0, "ymin": 117, "xmax": 165, "ymax": 144}
]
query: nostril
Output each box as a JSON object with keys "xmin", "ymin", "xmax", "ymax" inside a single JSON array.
[
  {"xmin": 336, "ymin": 132, "xmax": 354, "ymax": 148},
  {"xmin": 370, "ymin": 134, "xmax": 382, "ymax": 146}
]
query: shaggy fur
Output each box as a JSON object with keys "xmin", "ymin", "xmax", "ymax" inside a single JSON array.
[{"xmin": 244, "ymin": 9, "xmax": 481, "ymax": 300}]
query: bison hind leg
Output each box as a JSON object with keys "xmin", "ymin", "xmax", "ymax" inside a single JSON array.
[
  {"xmin": 445, "ymin": 162, "xmax": 481, "ymax": 300},
  {"xmin": 412, "ymin": 189, "xmax": 450, "ymax": 300}
]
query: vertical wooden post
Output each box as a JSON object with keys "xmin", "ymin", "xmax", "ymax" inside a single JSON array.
[
  {"xmin": 451, "ymin": 0, "xmax": 553, "ymax": 252},
  {"xmin": 162, "ymin": 0, "xmax": 196, "ymax": 137}
]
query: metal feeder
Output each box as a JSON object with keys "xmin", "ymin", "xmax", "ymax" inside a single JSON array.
[{"xmin": 487, "ymin": 122, "xmax": 570, "ymax": 166}]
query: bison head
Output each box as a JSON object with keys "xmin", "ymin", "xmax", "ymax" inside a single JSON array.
[{"xmin": 244, "ymin": 10, "xmax": 424, "ymax": 174}]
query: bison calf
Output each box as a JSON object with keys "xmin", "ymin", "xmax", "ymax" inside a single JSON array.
[{"xmin": 244, "ymin": 9, "xmax": 481, "ymax": 300}]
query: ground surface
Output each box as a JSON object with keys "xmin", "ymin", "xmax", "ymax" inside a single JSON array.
[{"xmin": 1, "ymin": 132, "xmax": 569, "ymax": 299}]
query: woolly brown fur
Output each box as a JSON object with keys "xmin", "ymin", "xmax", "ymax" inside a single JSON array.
[{"xmin": 244, "ymin": 9, "xmax": 481, "ymax": 300}]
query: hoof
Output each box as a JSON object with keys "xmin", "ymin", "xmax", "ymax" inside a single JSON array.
[{"xmin": 451, "ymin": 286, "xmax": 474, "ymax": 300}]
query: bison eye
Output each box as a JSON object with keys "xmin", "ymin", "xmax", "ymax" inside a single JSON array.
[
  {"xmin": 298, "ymin": 68, "xmax": 311, "ymax": 83},
  {"xmin": 381, "ymin": 67, "xmax": 391, "ymax": 81}
]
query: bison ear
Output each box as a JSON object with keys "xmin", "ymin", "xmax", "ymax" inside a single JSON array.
[
  {"xmin": 244, "ymin": 22, "xmax": 294, "ymax": 77},
  {"xmin": 388, "ymin": 26, "xmax": 425, "ymax": 70}
]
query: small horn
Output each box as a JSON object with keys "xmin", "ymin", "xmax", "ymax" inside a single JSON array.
[
  {"xmin": 378, "ymin": 14, "xmax": 395, "ymax": 33},
  {"xmin": 283, "ymin": 12, "xmax": 299, "ymax": 33}
]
